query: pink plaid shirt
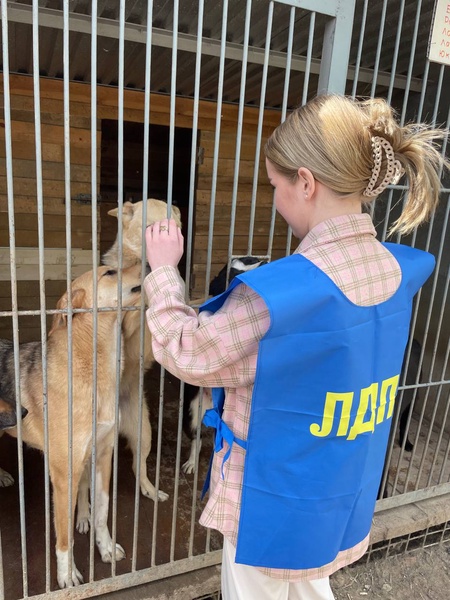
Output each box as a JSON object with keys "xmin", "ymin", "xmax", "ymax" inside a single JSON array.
[{"xmin": 144, "ymin": 213, "xmax": 401, "ymax": 581}]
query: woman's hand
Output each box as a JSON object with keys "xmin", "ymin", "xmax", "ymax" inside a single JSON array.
[{"xmin": 145, "ymin": 218, "xmax": 184, "ymax": 271}]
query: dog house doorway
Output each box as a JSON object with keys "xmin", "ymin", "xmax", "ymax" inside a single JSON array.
[{"xmin": 100, "ymin": 120, "xmax": 194, "ymax": 280}]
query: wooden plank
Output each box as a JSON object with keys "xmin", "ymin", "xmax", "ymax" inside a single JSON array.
[
  {"xmin": 0, "ymin": 263, "xmax": 95, "ymax": 281},
  {"xmin": 0, "ymin": 229, "xmax": 93, "ymax": 248},
  {"xmin": 0, "ymin": 295, "xmax": 62, "ymax": 311},
  {"xmin": 0, "ymin": 247, "xmax": 95, "ymax": 281},
  {"xmin": 8, "ymin": 108, "xmax": 94, "ymax": 131},
  {"xmin": 0, "ymin": 160, "xmax": 93, "ymax": 183},
  {"xmin": 1, "ymin": 74, "xmax": 283, "ymax": 131},
  {"xmin": 0, "ymin": 279, "xmax": 66, "ymax": 298},
  {"xmin": 0, "ymin": 213, "xmax": 92, "ymax": 232},
  {"xmin": 0, "ymin": 120, "xmax": 99, "ymax": 147},
  {"xmin": 0, "ymin": 196, "xmax": 93, "ymax": 216},
  {"xmin": 0, "ymin": 177, "xmax": 92, "ymax": 198},
  {"xmin": 0, "ymin": 140, "xmax": 95, "ymax": 165},
  {"xmin": 0, "ymin": 247, "xmax": 94, "ymax": 265},
  {"xmin": 195, "ymin": 189, "xmax": 274, "ymax": 207}
]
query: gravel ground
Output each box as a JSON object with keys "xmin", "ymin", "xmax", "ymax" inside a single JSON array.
[{"xmin": 331, "ymin": 542, "xmax": 450, "ymax": 600}]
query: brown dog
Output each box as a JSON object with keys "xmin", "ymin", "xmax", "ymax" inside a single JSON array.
[{"xmin": 2, "ymin": 265, "xmax": 142, "ymax": 588}]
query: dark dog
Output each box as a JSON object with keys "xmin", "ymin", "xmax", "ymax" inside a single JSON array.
[
  {"xmin": 0, "ymin": 351, "xmax": 28, "ymax": 486},
  {"xmin": 182, "ymin": 256, "xmax": 267, "ymax": 474}
]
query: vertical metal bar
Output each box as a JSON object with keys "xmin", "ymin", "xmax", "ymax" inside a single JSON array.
[
  {"xmin": 185, "ymin": 0, "xmax": 206, "ymax": 560},
  {"xmin": 370, "ymin": 0, "xmax": 388, "ymax": 97},
  {"xmin": 399, "ymin": 0, "xmax": 423, "ymax": 124},
  {"xmin": 166, "ymin": 0, "xmax": 180, "ymax": 217},
  {"xmin": 227, "ymin": 0, "xmax": 252, "ymax": 282},
  {"xmin": 170, "ymin": 379, "xmax": 185, "ymax": 562},
  {"xmin": 351, "ymin": 0, "xmax": 368, "ymax": 98},
  {"xmin": 89, "ymin": 0, "xmax": 99, "ymax": 582},
  {"xmin": 282, "ymin": 6, "xmax": 296, "ymax": 257},
  {"xmin": 167, "ymin": 0, "xmax": 183, "ymax": 564},
  {"xmin": 1, "ymin": 1, "xmax": 28, "ymax": 594},
  {"xmin": 184, "ymin": 0, "xmax": 204, "ymax": 301},
  {"xmin": 131, "ymin": 0, "xmax": 155, "ymax": 571},
  {"xmin": 111, "ymin": 0, "xmax": 126, "ymax": 576},
  {"xmin": 427, "ymin": 330, "xmax": 450, "ymax": 485},
  {"xmin": 301, "ymin": 11, "xmax": 315, "ymax": 106},
  {"xmin": 386, "ymin": 0, "xmax": 405, "ymax": 105},
  {"xmin": 32, "ymin": 0, "xmax": 51, "ymax": 586},
  {"xmin": 203, "ymin": 0, "xmax": 229, "ymax": 298},
  {"xmin": 318, "ymin": 0, "xmax": 356, "ymax": 94},
  {"xmin": 62, "ymin": 0, "xmax": 74, "ymax": 590},
  {"xmin": 188, "ymin": 389, "xmax": 204, "ymax": 556},
  {"xmin": 151, "ymin": 368, "xmax": 166, "ymax": 566},
  {"xmin": 247, "ymin": 1, "xmax": 274, "ymax": 255},
  {"xmin": 417, "ymin": 61, "xmax": 430, "ymax": 121}
]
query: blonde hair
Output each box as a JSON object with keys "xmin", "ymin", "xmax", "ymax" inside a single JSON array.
[{"xmin": 264, "ymin": 95, "xmax": 449, "ymax": 235}]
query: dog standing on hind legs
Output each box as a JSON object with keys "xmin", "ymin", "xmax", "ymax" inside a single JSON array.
[{"xmin": 102, "ymin": 199, "xmax": 181, "ymax": 501}]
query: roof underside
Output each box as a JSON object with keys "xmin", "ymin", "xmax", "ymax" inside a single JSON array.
[{"xmin": 0, "ymin": 0, "xmax": 447, "ymax": 111}]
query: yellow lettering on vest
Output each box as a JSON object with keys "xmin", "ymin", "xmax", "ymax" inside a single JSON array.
[
  {"xmin": 310, "ymin": 392, "xmax": 354, "ymax": 437},
  {"xmin": 380, "ymin": 374, "xmax": 400, "ymax": 422},
  {"xmin": 347, "ymin": 383, "xmax": 378, "ymax": 441}
]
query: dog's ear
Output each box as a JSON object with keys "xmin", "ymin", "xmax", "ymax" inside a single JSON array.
[
  {"xmin": 172, "ymin": 204, "xmax": 182, "ymax": 227},
  {"xmin": 49, "ymin": 288, "xmax": 86, "ymax": 335},
  {"xmin": 107, "ymin": 202, "xmax": 135, "ymax": 222}
]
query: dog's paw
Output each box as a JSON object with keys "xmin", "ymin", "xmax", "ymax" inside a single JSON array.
[
  {"xmin": 56, "ymin": 550, "xmax": 84, "ymax": 588},
  {"xmin": 76, "ymin": 515, "xmax": 90, "ymax": 534},
  {"xmin": 157, "ymin": 489, "xmax": 169, "ymax": 502},
  {"xmin": 99, "ymin": 542, "xmax": 126, "ymax": 563},
  {"xmin": 0, "ymin": 468, "xmax": 14, "ymax": 487},
  {"xmin": 181, "ymin": 459, "xmax": 195, "ymax": 475},
  {"xmin": 140, "ymin": 478, "xmax": 169, "ymax": 502}
]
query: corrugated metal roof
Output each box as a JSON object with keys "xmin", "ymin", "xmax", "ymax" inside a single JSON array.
[{"xmin": 0, "ymin": 0, "xmax": 446, "ymax": 110}]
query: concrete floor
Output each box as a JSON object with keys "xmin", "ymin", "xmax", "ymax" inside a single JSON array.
[{"xmin": 0, "ymin": 365, "xmax": 220, "ymax": 599}]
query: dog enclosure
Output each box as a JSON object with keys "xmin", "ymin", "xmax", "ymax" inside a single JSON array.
[{"xmin": 0, "ymin": 0, "xmax": 449, "ymax": 599}]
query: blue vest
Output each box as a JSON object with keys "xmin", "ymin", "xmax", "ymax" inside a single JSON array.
[{"xmin": 200, "ymin": 243, "xmax": 435, "ymax": 570}]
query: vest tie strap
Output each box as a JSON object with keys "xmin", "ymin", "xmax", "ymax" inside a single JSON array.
[{"xmin": 203, "ymin": 408, "xmax": 247, "ymax": 479}]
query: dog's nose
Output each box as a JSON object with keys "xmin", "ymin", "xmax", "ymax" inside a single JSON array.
[
  {"xmin": 21, "ymin": 406, "xmax": 28, "ymax": 419},
  {"xmin": 131, "ymin": 285, "xmax": 141, "ymax": 293}
]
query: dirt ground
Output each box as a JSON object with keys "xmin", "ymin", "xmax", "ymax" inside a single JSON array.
[{"xmin": 330, "ymin": 543, "xmax": 450, "ymax": 600}]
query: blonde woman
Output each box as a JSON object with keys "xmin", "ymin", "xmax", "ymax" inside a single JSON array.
[{"xmin": 144, "ymin": 95, "xmax": 448, "ymax": 600}]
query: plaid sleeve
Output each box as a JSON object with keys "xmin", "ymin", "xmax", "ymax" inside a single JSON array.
[{"xmin": 144, "ymin": 266, "xmax": 270, "ymax": 388}]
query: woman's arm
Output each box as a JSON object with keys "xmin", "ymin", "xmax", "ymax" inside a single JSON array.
[{"xmin": 144, "ymin": 265, "xmax": 269, "ymax": 388}]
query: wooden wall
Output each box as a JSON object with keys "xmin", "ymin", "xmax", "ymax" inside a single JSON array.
[{"xmin": 0, "ymin": 74, "xmax": 293, "ymax": 341}]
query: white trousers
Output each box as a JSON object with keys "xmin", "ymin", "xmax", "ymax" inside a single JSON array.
[{"xmin": 221, "ymin": 538, "xmax": 335, "ymax": 600}]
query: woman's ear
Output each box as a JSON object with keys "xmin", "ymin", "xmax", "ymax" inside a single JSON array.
[{"xmin": 297, "ymin": 167, "xmax": 316, "ymax": 199}]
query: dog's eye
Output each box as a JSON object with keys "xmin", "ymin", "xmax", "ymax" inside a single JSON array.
[{"xmin": 104, "ymin": 269, "xmax": 117, "ymax": 276}]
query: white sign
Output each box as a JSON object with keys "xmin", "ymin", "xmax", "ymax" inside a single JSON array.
[{"xmin": 428, "ymin": 0, "xmax": 450, "ymax": 65}]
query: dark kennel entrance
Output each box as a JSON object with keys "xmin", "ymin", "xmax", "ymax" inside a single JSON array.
[{"xmin": 99, "ymin": 120, "xmax": 195, "ymax": 280}]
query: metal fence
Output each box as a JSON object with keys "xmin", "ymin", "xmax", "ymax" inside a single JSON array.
[{"xmin": 0, "ymin": 1, "xmax": 449, "ymax": 599}]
